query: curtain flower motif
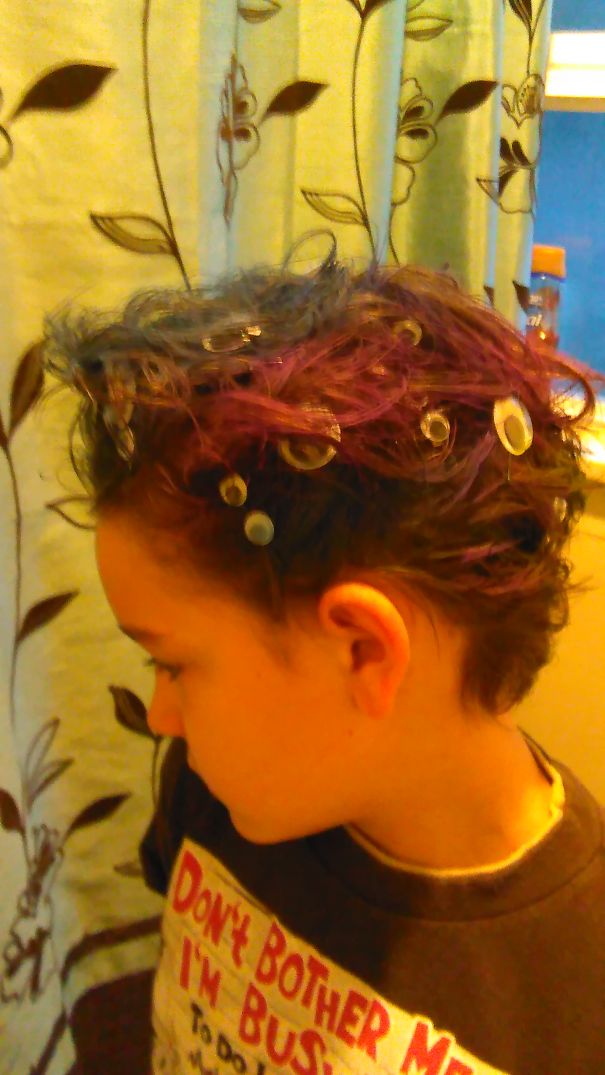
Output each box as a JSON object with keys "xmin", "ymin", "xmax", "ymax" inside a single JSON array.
[
  {"xmin": 393, "ymin": 78, "xmax": 437, "ymax": 205},
  {"xmin": 502, "ymin": 73, "xmax": 545, "ymax": 126},
  {"xmin": 216, "ymin": 55, "xmax": 261, "ymax": 224},
  {"xmin": 0, "ymin": 826, "xmax": 63, "ymax": 1002},
  {"xmin": 477, "ymin": 72, "xmax": 543, "ymax": 216}
]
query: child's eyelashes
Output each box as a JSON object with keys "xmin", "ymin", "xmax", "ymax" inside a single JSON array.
[{"xmin": 143, "ymin": 656, "xmax": 181, "ymax": 682}]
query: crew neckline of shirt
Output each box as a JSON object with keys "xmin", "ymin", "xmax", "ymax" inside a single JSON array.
[
  {"xmin": 307, "ymin": 730, "xmax": 604, "ymax": 920},
  {"xmin": 344, "ymin": 730, "xmax": 565, "ymax": 879}
]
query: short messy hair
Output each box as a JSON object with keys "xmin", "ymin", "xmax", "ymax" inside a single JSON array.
[{"xmin": 41, "ymin": 249, "xmax": 602, "ymax": 714}]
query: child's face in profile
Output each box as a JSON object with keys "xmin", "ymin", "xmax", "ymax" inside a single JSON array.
[{"xmin": 95, "ymin": 513, "xmax": 380, "ymax": 845}]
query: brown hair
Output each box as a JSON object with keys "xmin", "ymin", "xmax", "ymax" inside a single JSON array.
[{"xmin": 41, "ymin": 253, "xmax": 603, "ymax": 713}]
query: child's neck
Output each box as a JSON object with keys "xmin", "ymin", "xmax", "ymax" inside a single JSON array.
[{"xmin": 351, "ymin": 721, "xmax": 556, "ymax": 872}]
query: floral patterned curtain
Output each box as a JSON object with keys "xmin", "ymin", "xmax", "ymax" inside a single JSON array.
[{"xmin": 0, "ymin": 0, "xmax": 552, "ymax": 1070}]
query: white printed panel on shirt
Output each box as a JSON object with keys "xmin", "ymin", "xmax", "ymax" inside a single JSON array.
[{"xmin": 152, "ymin": 838, "xmax": 509, "ymax": 1075}]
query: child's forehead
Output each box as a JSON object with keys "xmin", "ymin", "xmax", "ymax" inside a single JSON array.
[{"xmin": 95, "ymin": 514, "xmax": 259, "ymax": 632}]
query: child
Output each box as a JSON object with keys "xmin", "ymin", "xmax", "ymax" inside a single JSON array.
[{"xmin": 42, "ymin": 247, "xmax": 605, "ymax": 1075}]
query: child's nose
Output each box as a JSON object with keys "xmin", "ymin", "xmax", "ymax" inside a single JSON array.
[{"xmin": 146, "ymin": 691, "xmax": 184, "ymax": 738}]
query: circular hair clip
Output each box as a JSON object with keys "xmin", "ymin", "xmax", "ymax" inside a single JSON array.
[
  {"xmin": 277, "ymin": 405, "xmax": 341, "ymax": 471},
  {"xmin": 244, "ymin": 510, "xmax": 275, "ymax": 546},
  {"xmin": 219, "ymin": 473, "xmax": 248, "ymax": 507},
  {"xmin": 493, "ymin": 395, "xmax": 533, "ymax": 456},
  {"xmin": 420, "ymin": 409, "xmax": 450, "ymax": 447},
  {"xmin": 393, "ymin": 319, "xmax": 423, "ymax": 346}
]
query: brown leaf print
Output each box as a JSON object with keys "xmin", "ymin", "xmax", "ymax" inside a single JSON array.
[
  {"xmin": 0, "ymin": 789, "xmax": 24, "ymax": 835},
  {"xmin": 261, "ymin": 80, "xmax": 328, "ymax": 122},
  {"xmin": 438, "ymin": 80, "xmax": 498, "ymax": 121},
  {"xmin": 90, "ymin": 213, "xmax": 175, "ymax": 255},
  {"xmin": 9, "ymin": 343, "xmax": 45, "ymax": 438},
  {"xmin": 300, "ymin": 191, "xmax": 365, "ymax": 227},
  {"xmin": 9, "ymin": 63, "xmax": 116, "ymax": 121},
  {"xmin": 405, "ymin": 15, "xmax": 452, "ymax": 41},
  {"xmin": 16, "ymin": 593, "xmax": 78, "ymax": 646},
  {"xmin": 64, "ymin": 794, "xmax": 130, "ymax": 842},
  {"xmin": 238, "ymin": 0, "xmax": 282, "ymax": 23},
  {"xmin": 110, "ymin": 686, "xmax": 155, "ymax": 739}
]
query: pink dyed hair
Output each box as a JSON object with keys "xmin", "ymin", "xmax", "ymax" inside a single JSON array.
[{"xmin": 41, "ymin": 253, "xmax": 604, "ymax": 713}]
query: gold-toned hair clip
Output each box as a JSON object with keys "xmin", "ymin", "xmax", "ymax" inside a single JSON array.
[
  {"xmin": 420, "ymin": 409, "xmax": 450, "ymax": 447},
  {"xmin": 277, "ymin": 405, "xmax": 341, "ymax": 471},
  {"xmin": 394, "ymin": 319, "xmax": 423, "ymax": 346},
  {"xmin": 219, "ymin": 473, "xmax": 249, "ymax": 507},
  {"xmin": 201, "ymin": 323, "xmax": 262, "ymax": 353}
]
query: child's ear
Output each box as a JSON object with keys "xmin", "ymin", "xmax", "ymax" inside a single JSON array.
[{"xmin": 317, "ymin": 583, "xmax": 410, "ymax": 720}]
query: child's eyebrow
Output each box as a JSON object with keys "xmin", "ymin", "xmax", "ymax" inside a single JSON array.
[{"xmin": 118, "ymin": 624, "xmax": 165, "ymax": 643}]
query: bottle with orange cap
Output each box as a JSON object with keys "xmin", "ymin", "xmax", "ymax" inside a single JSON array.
[{"xmin": 526, "ymin": 244, "xmax": 566, "ymax": 349}]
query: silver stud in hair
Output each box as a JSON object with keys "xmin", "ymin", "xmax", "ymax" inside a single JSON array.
[{"xmin": 244, "ymin": 510, "xmax": 275, "ymax": 546}]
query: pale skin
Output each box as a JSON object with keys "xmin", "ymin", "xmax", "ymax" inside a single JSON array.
[{"xmin": 95, "ymin": 512, "xmax": 555, "ymax": 871}]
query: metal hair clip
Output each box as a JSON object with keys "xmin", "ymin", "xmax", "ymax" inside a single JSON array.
[
  {"xmin": 277, "ymin": 405, "xmax": 341, "ymax": 471},
  {"xmin": 219, "ymin": 473, "xmax": 249, "ymax": 507},
  {"xmin": 218, "ymin": 472, "xmax": 275, "ymax": 546},
  {"xmin": 493, "ymin": 395, "xmax": 533, "ymax": 456},
  {"xmin": 394, "ymin": 319, "xmax": 423, "ymax": 346},
  {"xmin": 420, "ymin": 409, "xmax": 450, "ymax": 447},
  {"xmin": 244, "ymin": 511, "xmax": 275, "ymax": 546},
  {"xmin": 201, "ymin": 323, "xmax": 262, "ymax": 353}
]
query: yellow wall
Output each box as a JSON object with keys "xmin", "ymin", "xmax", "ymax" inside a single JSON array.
[{"xmin": 517, "ymin": 486, "xmax": 605, "ymax": 801}]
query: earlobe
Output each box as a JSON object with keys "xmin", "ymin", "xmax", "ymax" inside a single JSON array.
[{"xmin": 318, "ymin": 583, "xmax": 410, "ymax": 720}]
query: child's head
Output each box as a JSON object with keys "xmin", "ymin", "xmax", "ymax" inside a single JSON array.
[{"xmin": 42, "ymin": 251, "xmax": 600, "ymax": 842}]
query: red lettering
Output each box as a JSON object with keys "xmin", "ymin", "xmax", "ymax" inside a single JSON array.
[
  {"xmin": 444, "ymin": 1062, "xmax": 473, "ymax": 1075},
  {"xmin": 180, "ymin": 935, "xmax": 193, "ymax": 989},
  {"xmin": 335, "ymin": 989, "xmax": 368, "ymax": 1048},
  {"xmin": 357, "ymin": 998, "xmax": 390, "ymax": 1061},
  {"xmin": 301, "ymin": 956, "xmax": 329, "ymax": 1009},
  {"xmin": 279, "ymin": 952, "xmax": 305, "ymax": 1000},
  {"xmin": 255, "ymin": 922, "xmax": 286, "ymax": 985},
  {"xmin": 204, "ymin": 891, "xmax": 232, "ymax": 945},
  {"xmin": 193, "ymin": 888, "xmax": 212, "ymax": 924},
  {"xmin": 291, "ymin": 1029, "xmax": 327, "ymax": 1075},
  {"xmin": 401, "ymin": 1021, "xmax": 451, "ymax": 1074},
  {"xmin": 266, "ymin": 1015, "xmax": 296, "ymax": 1066},
  {"xmin": 231, "ymin": 913, "xmax": 251, "ymax": 968},
  {"xmin": 172, "ymin": 850, "xmax": 203, "ymax": 913},
  {"xmin": 239, "ymin": 982, "xmax": 266, "ymax": 1046},
  {"xmin": 199, "ymin": 957, "xmax": 221, "ymax": 1008},
  {"xmin": 314, "ymin": 985, "xmax": 340, "ymax": 1034}
]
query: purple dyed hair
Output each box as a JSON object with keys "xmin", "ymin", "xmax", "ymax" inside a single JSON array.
[{"xmin": 41, "ymin": 251, "xmax": 604, "ymax": 713}]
